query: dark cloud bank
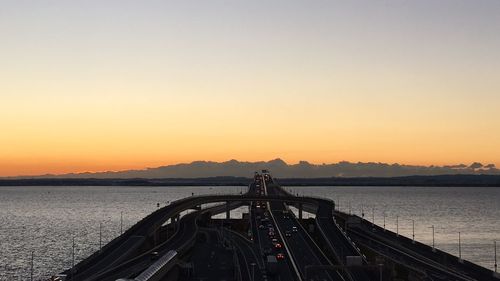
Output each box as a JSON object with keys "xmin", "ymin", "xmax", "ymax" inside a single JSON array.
[{"xmin": 10, "ymin": 159, "xmax": 500, "ymax": 179}]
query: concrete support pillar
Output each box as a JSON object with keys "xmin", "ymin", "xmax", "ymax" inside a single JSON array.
[
  {"xmin": 299, "ymin": 203, "xmax": 303, "ymax": 220},
  {"xmin": 226, "ymin": 201, "xmax": 230, "ymax": 220}
]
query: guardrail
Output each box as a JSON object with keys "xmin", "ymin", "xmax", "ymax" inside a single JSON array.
[{"xmin": 133, "ymin": 250, "xmax": 178, "ymax": 281}]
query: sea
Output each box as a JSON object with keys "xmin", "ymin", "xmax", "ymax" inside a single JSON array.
[{"xmin": 0, "ymin": 185, "xmax": 499, "ymax": 280}]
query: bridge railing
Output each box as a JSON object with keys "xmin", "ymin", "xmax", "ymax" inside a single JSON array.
[{"xmin": 133, "ymin": 250, "xmax": 178, "ymax": 281}]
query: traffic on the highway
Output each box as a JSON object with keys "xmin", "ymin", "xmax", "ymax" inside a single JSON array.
[{"xmin": 53, "ymin": 171, "xmax": 497, "ymax": 281}]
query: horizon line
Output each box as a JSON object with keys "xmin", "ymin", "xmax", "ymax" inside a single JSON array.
[{"xmin": 3, "ymin": 158, "xmax": 497, "ymax": 178}]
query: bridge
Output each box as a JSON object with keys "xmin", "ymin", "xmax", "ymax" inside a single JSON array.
[{"xmin": 53, "ymin": 172, "xmax": 500, "ymax": 281}]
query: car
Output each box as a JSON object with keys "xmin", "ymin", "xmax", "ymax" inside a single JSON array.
[
  {"xmin": 259, "ymin": 225, "xmax": 265, "ymax": 230},
  {"xmin": 292, "ymin": 226, "xmax": 298, "ymax": 232},
  {"xmin": 274, "ymin": 243, "xmax": 282, "ymax": 249},
  {"xmin": 272, "ymin": 238, "xmax": 278, "ymax": 243},
  {"xmin": 276, "ymin": 253, "xmax": 285, "ymax": 260},
  {"xmin": 284, "ymin": 231, "xmax": 291, "ymax": 237},
  {"xmin": 150, "ymin": 251, "xmax": 159, "ymax": 260},
  {"xmin": 268, "ymin": 231, "xmax": 275, "ymax": 237},
  {"xmin": 263, "ymin": 247, "xmax": 273, "ymax": 257}
]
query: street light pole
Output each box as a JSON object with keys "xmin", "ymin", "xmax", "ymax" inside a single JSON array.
[
  {"xmin": 251, "ymin": 262, "xmax": 256, "ymax": 281},
  {"xmin": 396, "ymin": 215, "xmax": 399, "ymax": 237},
  {"xmin": 120, "ymin": 211, "xmax": 123, "ymax": 235},
  {"xmin": 431, "ymin": 225, "xmax": 435, "ymax": 252},
  {"xmin": 412, "ymin": 219, "xmax": 415, "ymax": 244},
  {"xmin": 383, "ymin": 211, "xmax": 386, "ymax": 231},
  {"xmin": 494, "ymin": 240, "xmax": 497, "ymax": 273},
  {"xmin": 459, "ymin": 232, "xmax": 462, "ymax": 262},
  {"xmin": 372, "ymin": 207, "xmax": 375, "ymax": 227},
  {"xmin": 72, "ymin": 237, "xmax": 75, "ymax": 270},
  {"xmin": 99, "ymin": 222, "xmax": 102, "ymax": 251},
  {"xmin": 378, "ymin": 263, "xmax": 383, "ymax": 281}
]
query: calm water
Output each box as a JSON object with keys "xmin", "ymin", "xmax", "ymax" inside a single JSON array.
[
  {"xmin": 284, "ymin": 186, "xmax": 500, "ymax": 271},
  {"xmin": 1, "ymin": 186, "xmax": 499, "ymax": 280}
]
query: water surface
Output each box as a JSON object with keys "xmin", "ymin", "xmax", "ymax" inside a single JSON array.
[{"xmin": 0, "ymin": 185, "xmax": 498, "ymax": 280}]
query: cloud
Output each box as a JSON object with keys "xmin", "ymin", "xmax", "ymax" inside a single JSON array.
[
  {"xmin": 444, "ymin": 164, "xmax": 467, "ymax": 169},
  {"xmin": 7, "ymin": 159, "xmax": 500, "ymax": 179},
  {"xmin": 469, "ymin": 162, "xmax": 484, "ymax": 169}
]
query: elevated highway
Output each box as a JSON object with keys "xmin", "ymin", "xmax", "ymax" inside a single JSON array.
[{"xmin": 58, "ymin": 172, "xmax": 499, "ymax": 281}]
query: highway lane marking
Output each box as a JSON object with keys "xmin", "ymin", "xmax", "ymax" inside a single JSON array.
[
  {"xmin": 225, "ymin": 228, "xmax": 265, "ymax": 269},
  {"xmin": 263, "ymin": 179, "xmax": 303, "ymax": 281},
  {"xmin": 232, "ymin": 236, "xmax": 252, "ymax": 281}
]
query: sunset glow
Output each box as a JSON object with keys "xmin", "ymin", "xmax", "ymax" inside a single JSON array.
[{"xmin": 1, "ymin": 1, "xmax": 499, "ymax": 176}]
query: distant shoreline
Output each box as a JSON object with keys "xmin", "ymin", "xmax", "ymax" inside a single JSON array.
[{"xmin": 1, "ymin": 174, "xmax": 499, "ymax": 187}]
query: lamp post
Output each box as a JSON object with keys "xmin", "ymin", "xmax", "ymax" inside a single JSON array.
[
  {"xmin": 250, "ymin": 262, "xmax": 256, "ymax": 281},
  {"xmin": 494, "ymin": 240, "xmax": 497, "ymax": 273},
  {"xmin": 458, "ymin": 232, "xmax": 462, "ymax": 262},
  {"xmin": 411, "ymin": 219, "xmax": 415, "ymax": 244},
  {"xmin": 383, "ymin": 211, "xmax": 386, "ymax": 231},
  {"xmin": 396, "ymin": 215, "xmax": 399, "ymax": 237},
  {"xmin": 72, "ymin": 237, "xmax": 75, "ymax": 270},
  {"xmin": 378, "ymin": 263, "xmax": 383, "ymax": 281},
  {"xmin": 372, "ymin": 207, "xmax": 375, "ymax": 227},
  {"xmin": 430, "ymin": 225, "xmax": 435, "ymax": 252},
  {"xmin": 120, "ymin": 211, "xmax": 123, "ymax": 235},
  {"xmin": 99, "ymin": 222, "xmax": 102, "ymax": 251}
]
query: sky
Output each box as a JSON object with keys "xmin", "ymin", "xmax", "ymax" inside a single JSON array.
[{"xmin": 1, "ymin": 0, "xmax": 499, "ymax": 176}]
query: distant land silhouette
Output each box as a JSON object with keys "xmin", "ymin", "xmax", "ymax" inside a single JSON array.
[
  {"xmin": 1, "ymin": 175, "xmax": 500, "ymax": 187},
  {"xmin": 4, "ymin": 158, "xmax": 499, "ymax": 179}
]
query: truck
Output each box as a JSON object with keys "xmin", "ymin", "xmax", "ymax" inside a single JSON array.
[{"xmin": 266, "ymin": 255, "xmax": 278, "ymax": 275}]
